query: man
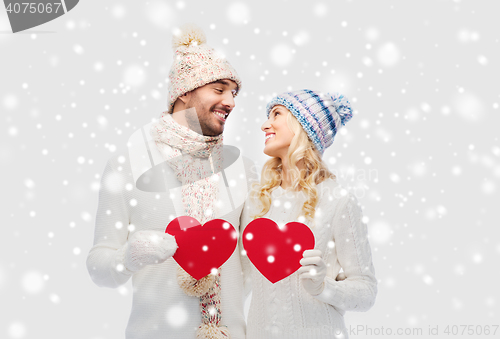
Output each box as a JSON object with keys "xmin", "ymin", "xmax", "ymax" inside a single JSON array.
[{"xmin": 86, "ymin": 25, "xmax": 255, "ymax": 339}]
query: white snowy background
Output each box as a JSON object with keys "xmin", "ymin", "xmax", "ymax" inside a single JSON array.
[{"xmin": 1, "ymin": 0, "xmax": 499, "ymax": 338}]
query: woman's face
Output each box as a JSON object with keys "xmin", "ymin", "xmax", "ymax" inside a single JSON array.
[{"xmin": 261, "ymin": 105, "xmax": 295, "ymax": 159}]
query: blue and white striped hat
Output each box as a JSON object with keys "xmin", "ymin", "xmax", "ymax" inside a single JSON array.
[{"xmin": 266, "ymin": 89, "xmax": 353, "ymax": 155}]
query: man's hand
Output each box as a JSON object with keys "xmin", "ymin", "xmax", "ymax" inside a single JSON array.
[
  {"xmin": 298, "ymin": 249, "xmax": 327, "ymax": 296},
  {"xmin": 123, "ymin": 230, "xmax": 177, "ymax": 273}
]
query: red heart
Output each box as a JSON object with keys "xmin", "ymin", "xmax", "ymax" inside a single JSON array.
[
  {"xmin": 165, "ymin": 216, "xmax": 237, "ymax": 280},
  {"xmin": 242, "ymin": 218, "xmax": 315, "ymax": 284}
]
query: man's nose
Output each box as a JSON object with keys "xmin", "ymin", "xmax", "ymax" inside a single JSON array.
[{"xmin": 221, "ymin": 92, "xmax": 235, "ymax": 110}]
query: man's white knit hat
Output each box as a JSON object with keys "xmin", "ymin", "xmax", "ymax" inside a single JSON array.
[{"xmin": 167, "ymin": 24, "xmax": 242, "ymax": 112}]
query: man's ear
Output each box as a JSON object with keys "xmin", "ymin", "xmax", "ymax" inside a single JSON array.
[{"xmin": 177, "ymin": 91, "xmax": 191, "ymax": 105}]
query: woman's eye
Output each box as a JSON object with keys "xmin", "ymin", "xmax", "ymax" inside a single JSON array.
[{"xmin": 215, "ymin": 88, "xmax": 223, "ymax": 93}]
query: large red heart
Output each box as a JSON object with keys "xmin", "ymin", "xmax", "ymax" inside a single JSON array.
[
  {"xmin": 242, "ymin": 218, "xmax": 315, "ymax": 284},
  {"xmin": 165, "ymin": 216, "xmax": 237, "ymax": 280}
]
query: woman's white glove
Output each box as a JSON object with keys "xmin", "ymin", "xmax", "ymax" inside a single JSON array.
[
  {"xmin": 298, "ymin": 249, "xmax": 327, "ymax": 296},
  {"xmin": 123, "ymin": 230, "xmax": 177, "ymax": 273}
]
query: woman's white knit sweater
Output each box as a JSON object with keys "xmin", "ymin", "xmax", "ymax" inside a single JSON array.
[{"xmin": 240, "ymin": 178, "xmax": 377, "ymax": 339}]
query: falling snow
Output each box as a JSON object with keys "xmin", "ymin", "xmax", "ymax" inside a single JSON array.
[
  {"xmin": 1, "ymin": 1, "xmax": 498, "ymax": 338},
  {"xmin": 270, "ymin": 44, "xmax": 294, "ymax": 67},
  {"xmin": 226, "ymin": 3, "xmax": 251, "ymax": 25},
  {"xmin": 8, "ymin": 322, "xmax": 27, "ymax": 338},
  {"xmin": 21, "ymin": 271, "xmax": 45, "ymax": 294},
  {"xmin": 166, "ymin": 304, "xmax": 189, "ymax": 328},
  {"xmin": 377, "ymin": 42, "xmax": 401, "ymax": 67}
]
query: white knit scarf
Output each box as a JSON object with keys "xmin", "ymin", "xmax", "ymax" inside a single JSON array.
[{"xmin": 151, "ymin": 112, "xmax": 229, "ymax": 338}]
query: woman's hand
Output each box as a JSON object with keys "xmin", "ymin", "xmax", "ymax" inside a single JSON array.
[{"xmin": 298, "ymin": 249, "xmax": 327, "ymax": 296}]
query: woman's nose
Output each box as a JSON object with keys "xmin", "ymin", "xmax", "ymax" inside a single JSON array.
[{"xmin": 261, "ymin": 119, "xmax": 271, "ymax": 132}]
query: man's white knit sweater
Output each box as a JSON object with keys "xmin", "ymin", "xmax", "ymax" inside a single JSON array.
[
  {"xmin": 86, "ymin": 142, "xmax": 256, "ymax": 339},
  {"xmin": 240, "ymin": 178, "xmax": 377, "ymax": 339}
]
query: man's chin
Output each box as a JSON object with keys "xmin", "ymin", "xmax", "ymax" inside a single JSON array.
[
  {"xmin": 211, "ymin": 122, "xmax": 225, "ymax": 136},
  {"xmin": 202, "ymin": 128, "xmax": 224, "ymax": 137}
]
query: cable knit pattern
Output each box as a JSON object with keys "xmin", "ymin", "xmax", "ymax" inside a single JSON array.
[
  {"xmin": 240, "ymin": 179, "xmax": 377, "ymax": 339},
  {"xmin": 268, "ymin": 282, "xmax": 280, "ymax": 334},
  {"xmin": 282, "ymin": 276, "xmax": 295, "ymax": 333}
]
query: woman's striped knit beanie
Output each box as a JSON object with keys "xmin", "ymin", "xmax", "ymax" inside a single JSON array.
[{"xmin": 266, "ymin": 89, "xmax": 353, "ymax": 155}]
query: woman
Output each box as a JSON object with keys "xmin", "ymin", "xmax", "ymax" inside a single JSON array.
[{"xmin": 240, "ymin": 90, "xmax": 377, "ymax": 339}]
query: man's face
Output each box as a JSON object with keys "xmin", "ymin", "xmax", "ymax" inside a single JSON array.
[{"xmin": 183, "ymin": 79, "xmax": 238, "ymax": 136}]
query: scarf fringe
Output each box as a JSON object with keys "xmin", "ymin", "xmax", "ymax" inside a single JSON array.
[
  {"xmin": 197, "ymin": 324, "xmax": 230, "ymax": 339},
  {"xmin": 177, "ymin": 266, "xmax": 215, "ymax": 297}
]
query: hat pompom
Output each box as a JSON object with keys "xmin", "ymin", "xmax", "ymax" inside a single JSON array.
[
  {"xmin": 172, "ymin": 24, "xmax": 207, "ymax": 49},
  {"xmin": 331, "ymin": 93, "xmax": 353, "ymax": 126}
]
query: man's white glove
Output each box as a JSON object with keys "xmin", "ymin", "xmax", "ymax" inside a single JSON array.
[
  {"xmin": 122, "ymin": 230, "xmax": 177, "ymax": 273},
  {"xmin": 298, "ymin": 249, "xmax": 327, "ymax": 296}
]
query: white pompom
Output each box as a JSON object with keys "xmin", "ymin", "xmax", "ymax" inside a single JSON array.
[{"xmin": 172, "ymin": 24, "xmax": 207, "ymax": 49}]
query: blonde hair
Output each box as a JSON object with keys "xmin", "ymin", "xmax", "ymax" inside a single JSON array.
[{"xmin": 252, "ymin": 110, "xmax": 335, "ymax": 221}]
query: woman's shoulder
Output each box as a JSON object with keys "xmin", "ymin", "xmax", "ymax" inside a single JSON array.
[
  {"xmin": 316, "ymin": 178, "xmax": 358, "ymax": 205},
  {"xmin": 316, "ymin": 177, "xmax": 340, "ymax": 197},
  {"xmin": 318, "ymin": 177, "xmax": 339, "ymax": 189}
]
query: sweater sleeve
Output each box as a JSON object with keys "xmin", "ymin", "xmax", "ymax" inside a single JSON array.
[
  {"xmin": 313, "ymin": 193, "xmax": 377, "ymax": 312},
  {"xmin": 86, "ymin": 158, "xmax": 134, "ymax": 288}
]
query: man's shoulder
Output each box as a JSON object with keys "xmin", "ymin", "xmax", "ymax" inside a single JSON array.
[{"xmin": 103, "ymin": 150, "xmax": 131, "ymax": 169}]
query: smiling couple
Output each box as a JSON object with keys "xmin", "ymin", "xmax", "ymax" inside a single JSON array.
[{"xmin": 86, "ymin": 25, "xmax": 377, "ymax": 339}]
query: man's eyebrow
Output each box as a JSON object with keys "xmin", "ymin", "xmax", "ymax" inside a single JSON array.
[{"xmin": 212, "ymin": 80, "xmax": 230, "ymax": 86}]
